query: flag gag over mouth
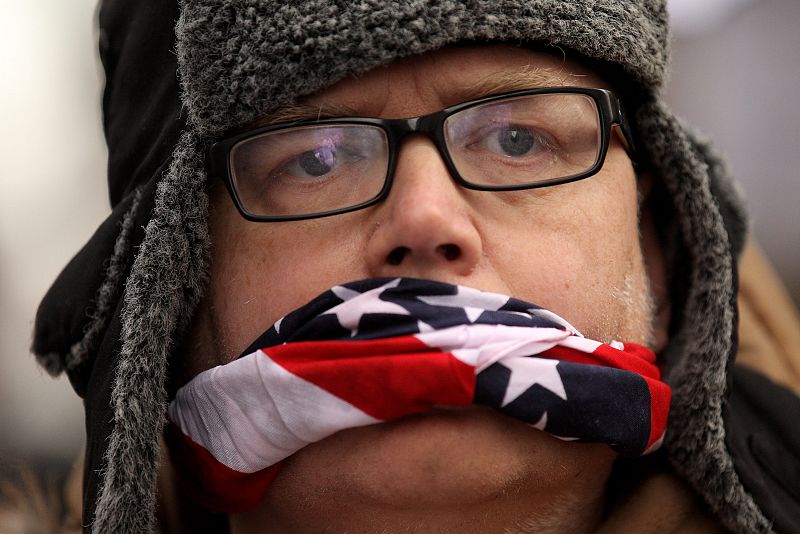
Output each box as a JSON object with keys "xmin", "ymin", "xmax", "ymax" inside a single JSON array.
[{"xmin": 167, "ymin": 278, "xmax": 671, "ymax": 512}]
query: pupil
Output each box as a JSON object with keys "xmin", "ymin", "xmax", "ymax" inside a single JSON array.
[
  {"xmin": 299, "ymin": 147, "xmax": 335, "ymax": 176},
  {"xmin": 498, "ymin": 127, "xmax": 535, "ymax": 156}
]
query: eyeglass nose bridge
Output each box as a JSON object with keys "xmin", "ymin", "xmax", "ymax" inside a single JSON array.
[
  {"xmin": 379, "ymin": 111, "xmax": 464, "ymax": 194},
  {"xmin": 383, "ymin": 111, "xmax": 447, "ymax": 143}
]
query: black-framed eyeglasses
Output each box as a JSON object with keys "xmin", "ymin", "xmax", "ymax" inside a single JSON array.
[{"xmin": 208, "ymin": 87, "xmax": 637, "ymax": 222}]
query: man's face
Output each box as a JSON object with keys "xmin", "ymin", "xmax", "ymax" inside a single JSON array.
[{"xmin": 186, "ymin": 45, "xmax": 658, "ymax": 531}]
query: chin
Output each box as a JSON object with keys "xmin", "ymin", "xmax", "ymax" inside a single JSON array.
[{"xmin": 229, "ymin": 407, "xmax": 617, "ymax": 533}]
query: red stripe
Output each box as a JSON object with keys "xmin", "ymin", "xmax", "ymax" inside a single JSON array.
[
  {"xmin": 263, "ymin": 336, "xmax": 476, "ymax": 420},
  {"xmin": 165, "ymin": 423, "xmax": 280, "ymax": 512},
  {"xmin": 542, "ymin": 342, "xmax": 661, "ymax": 379},
  {"xmin": 645, "ymin": 379, "xmax": 671, "ymax": 450}
]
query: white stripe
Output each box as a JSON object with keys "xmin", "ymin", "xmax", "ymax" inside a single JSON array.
[
  {"xmin": 558, "ymin": 335, "xmax": 603, "ymax": 353},
  {"xmin": 168, "ymin": 350, "xmax": 379, "ymax": 473},
  {"xmin": 528, "ymin": 308, "xmax": 582, "ymax": 335},
  {"xmin": 417, "ymin": 320, "xmax": 434, "ymax": 332},
  {"xmin": 609, "ymin": 339, "xmax": 624, "ymax": 351},
  {"xmin": 415, "ymin": 324, "xmax": 572, "ymax": 372},
  {"xmin": 643, "ymin": 432, "xmax": 666, "ymax": 455}
]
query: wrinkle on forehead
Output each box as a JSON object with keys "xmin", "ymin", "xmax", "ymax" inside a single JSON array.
[{"xmin": 449, "ymin": 64, "xmax": 582, "ymax": 104}]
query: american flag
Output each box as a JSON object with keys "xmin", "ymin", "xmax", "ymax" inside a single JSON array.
[{"xmin": 167, "ymin": 278, "xmax": 671, "ymax": 512}]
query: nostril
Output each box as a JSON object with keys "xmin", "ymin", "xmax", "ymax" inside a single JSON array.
[
  {"xmin": 437, "ymin": 243, "xmax": 461, "ymax": 261},
  {"xmin": 387, "ymin": 246, "xmax": 410, "ymax": 266}
]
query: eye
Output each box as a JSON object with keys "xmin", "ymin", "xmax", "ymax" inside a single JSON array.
[
  {"xmin": 294, "ymin": 145, "xmax": 337, "ymax": 177},
  {"xmin": 274, "ymin": 132, "xmax": 374, "ymax": 182},
  {"xmin": 279, "ymin": 138, "xmax": 346, "ymax": 180},
  {"xmin": 479, "ymin": 124, "xmax": 554, "ymax": 159},
  {"xmin": 493, "ymin": 126, "xmax": 537, "ymax": 157}
]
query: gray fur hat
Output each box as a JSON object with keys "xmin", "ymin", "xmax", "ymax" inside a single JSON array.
[{"xmin": 34, "ymin": 0, "xmax": 774, "ymax": 532}]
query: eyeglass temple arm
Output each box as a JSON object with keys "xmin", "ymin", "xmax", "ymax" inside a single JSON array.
[{"xmin": 610, "ymin": 97, "xmax": 639, "ymax": 173}]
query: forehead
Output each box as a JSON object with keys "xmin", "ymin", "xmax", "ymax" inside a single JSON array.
[{"xmin": 297, "ymin": 44, "xmax": 612, "ymax": 120}]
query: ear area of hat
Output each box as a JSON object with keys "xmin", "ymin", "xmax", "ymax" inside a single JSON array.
[{"xmin": 31, "ymin": 178, "xmax": 156, "ymax": 397}]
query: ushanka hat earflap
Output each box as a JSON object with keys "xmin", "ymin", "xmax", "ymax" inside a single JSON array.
[
  {"xmin": 635, "ymin": 101, "xmax": 772, "ymax": 532},
  {"xmin": 30, "ymin": 0, "xmax": 190, "ymax": 531},
  {"xmin": 30, "ymin": 1, "xmax": 771, "ymax": 533}
]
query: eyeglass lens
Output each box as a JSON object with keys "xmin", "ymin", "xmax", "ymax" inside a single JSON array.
[
  {"xmin": 229, "ymin": 93, "xmax": 602, "ymax": 218},
  {"xmin": 231, "ymin": 124, "xmax": 390, "ymax": 217},
  {"xmin": 444, "ymin": 94, "xmax": 600, "ymax": 187}
]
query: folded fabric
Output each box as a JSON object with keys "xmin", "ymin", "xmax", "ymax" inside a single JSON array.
[{"xmin": 167, "ymin": 278, "xmax": 671, "ymax": 512}]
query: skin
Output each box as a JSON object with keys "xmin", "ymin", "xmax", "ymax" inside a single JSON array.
[{"xmin": 177, "ymin": 44, "xmax": 669, "ymax": 533}]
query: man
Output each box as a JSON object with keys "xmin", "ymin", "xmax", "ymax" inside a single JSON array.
[{"xmin": 32, "ymin": 0, "xmax": 800, "ymax": 533}]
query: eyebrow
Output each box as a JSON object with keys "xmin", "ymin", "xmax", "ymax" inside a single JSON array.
[
  {"xmin": 450, "ymin": 65, "xmax": 575, "ymax": 104},
  {"xmin": 250, "ymin": 66, "xmax": 575, "ymax": 126},
  {"xmin": 247, "ymin": 102, "xmax": 361, "ymax": 128}
]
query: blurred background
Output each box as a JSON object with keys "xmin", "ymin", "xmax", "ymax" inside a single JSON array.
[{"xmin": 0, "ymin": 0, "xmax": 798, "ymax": 486}]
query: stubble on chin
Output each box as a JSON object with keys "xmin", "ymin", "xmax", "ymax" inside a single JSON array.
[
  {"xmin": 613, "ymin": 267, "xmax": 657, "ymax": 348},
  {"xmin": 578, "ymin": 264, "xmax": 656, "ymax": 350}
]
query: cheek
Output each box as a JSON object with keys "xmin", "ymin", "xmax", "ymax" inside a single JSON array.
[
  {"xmin": 485, "ymin": 167, "xmax": 644, "ymax": 338},
  {"xmin": 206, "ymin": 197, "xmax": 369, "ymax": 362}
]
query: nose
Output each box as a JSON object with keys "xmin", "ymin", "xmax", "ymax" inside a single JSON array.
[{"xmin": 365, "ymin": 137, "xmax": 484, "ymax": 280}]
